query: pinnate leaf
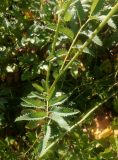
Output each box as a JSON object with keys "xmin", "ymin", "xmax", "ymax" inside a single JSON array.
[
  {"xmin": 47, "ymin": 23, "xmax": 74, "ymax": 40},
  {"xmin": 81, "ymin": 31, "xmax": 103, "ymax": 46},
  {"xmin": 99, "ymin": 16, "xmax": 117, "ymax": 29},
  {"xmin": 40, "ymin": 125, "xmax": 51, "ymax": 156},
  {"xmin": 51, "ymin": 111, "xmax": 79, "ymax": 117},
  {"xmin": 93, "ymin": 35, "xmax": 103, "ymax": 46},
  {"xmin": 76, "ymin": 0, "xmax": 85, "ymax": 21},
  {"xmin": 49, "ymin": 94, "xmax": 68, "ymax": 106},
  {"xmin": 15, "ymin": 112, "xmax": 47, "ymax": 121},
  {"xmin": 50, "ymin": 113, "xmax": 70, "ymax": 131},
  {"xmin": 107, "ymin": 18, "xmax": 117, "ymax": 29},
  {"xmin": 21, "ymin": 98, "xmax": 45, "ymax": 108},
  {"xmin": 32, "ymin": 83, "xmax": 44, "ymax": 92},
  {"xmin": 90, "ymin": 0, "xmax": 105, "ymax": 16}
]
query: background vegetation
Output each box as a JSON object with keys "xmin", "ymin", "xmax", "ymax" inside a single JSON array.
[{"xmin": 0, "ymin": 0, "xmax": 118, "ymax": 159}]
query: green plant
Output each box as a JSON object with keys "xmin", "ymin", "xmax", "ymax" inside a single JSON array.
[
  {"xmin": 14, "ymin": 1, "xmax": 118, "ymax": 159},
  {"xmin": 0, "ymin": 0, "xmax": 118, "ymax": 159}
]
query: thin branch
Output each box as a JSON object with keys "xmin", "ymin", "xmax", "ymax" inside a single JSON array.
[
  {"xmin": 48, "ymin": 2, "xmax": 118, "ymax": 100},
  {"xmin": 60, "ymin": 18, "xmax": 90, "ymax": 71},
  {"xmin": 39, "ymin": 92, "xmax": 117, "ymax": 159},
  {"xmin": 46, "ymin": 0, "xmax": 73, "ymax": 91}
]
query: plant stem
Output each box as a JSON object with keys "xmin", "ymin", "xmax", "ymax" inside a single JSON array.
[
  {"xmin": 46, "ymin": 0, "xmax": 73, "ymax": 91},
  {"xmin": 60, "ymin": 18, "xmax": 90, "ymax": 71},
  {"xmin": 39, "ymin": 92, "xmax": 117, "ymax": 159},
  {"xmin": 46, "ymin": 19, "xmax": 61, "ymax": 91},
  {"xmin": 49, "ymin": 2, "xmax": 118, "ymax": 100}
]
